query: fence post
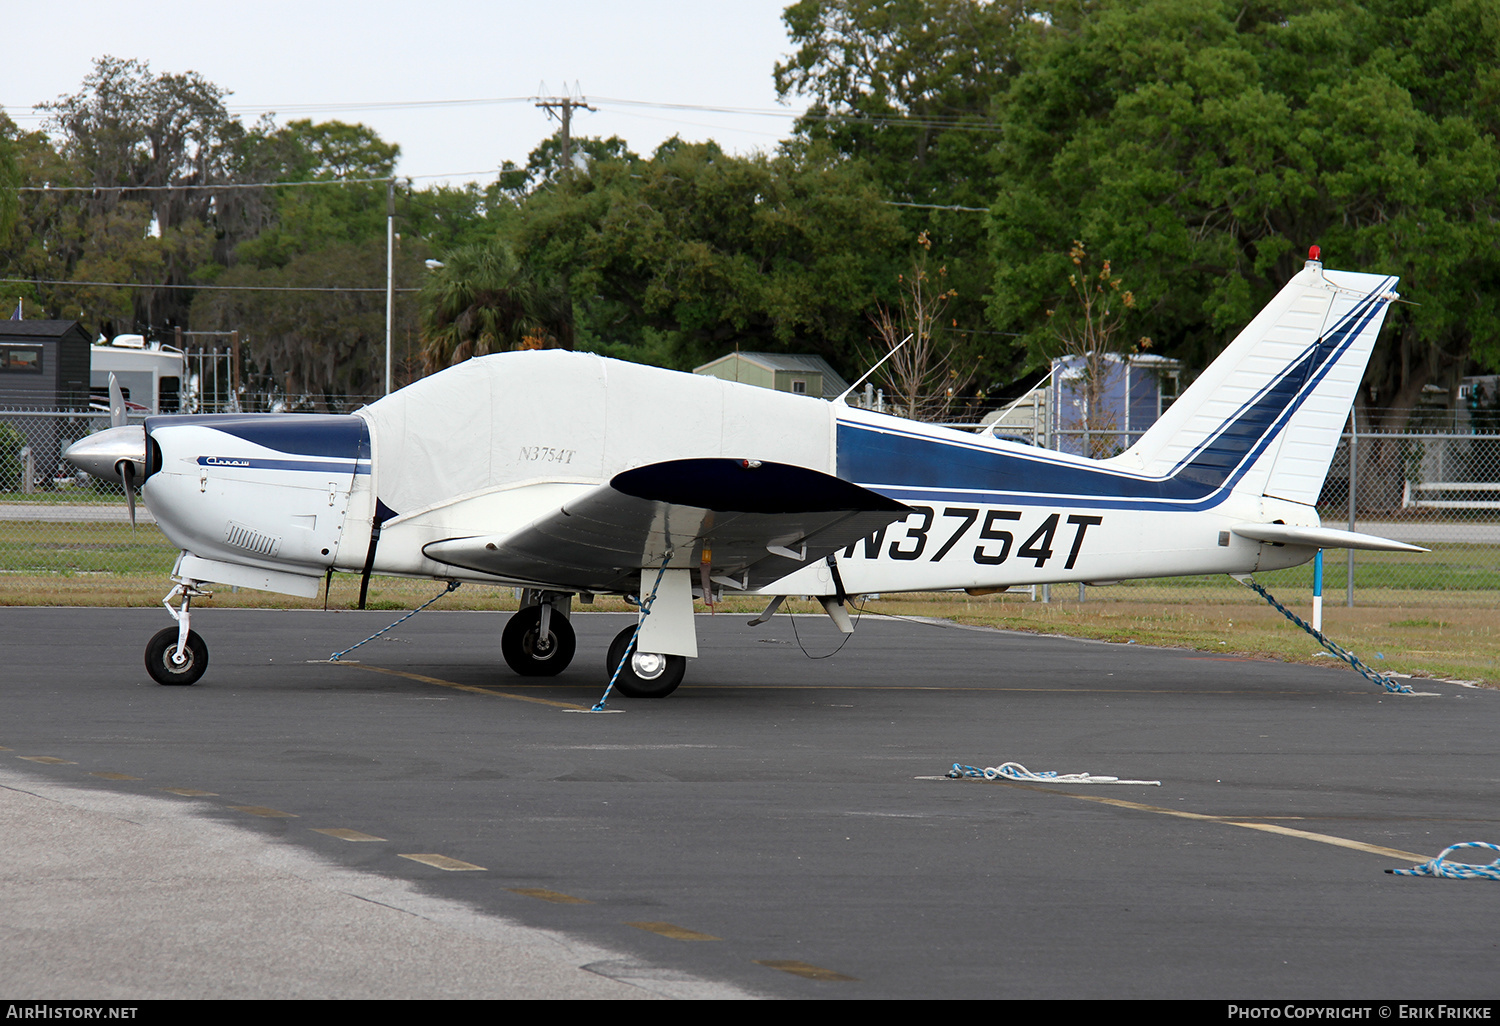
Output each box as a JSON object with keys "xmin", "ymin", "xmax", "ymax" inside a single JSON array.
[
  {"xmin": 1346, "ymin": 414, "xmax": 1357, "ymax": 607},
  {"xmin": 20, "ymin": 446, "xmax": 33, "ymax": 494}
]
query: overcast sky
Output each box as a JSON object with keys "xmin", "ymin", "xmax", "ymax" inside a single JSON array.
[{"xmin": 2, "ymin": 1, "xmax": 810, "ymax": 186}]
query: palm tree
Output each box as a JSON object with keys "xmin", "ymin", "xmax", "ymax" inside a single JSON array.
[{"xmin": 419, "ymin": 238, "xmax": 573, "ymax": 372}]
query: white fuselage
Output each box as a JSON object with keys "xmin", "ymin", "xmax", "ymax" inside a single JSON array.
[{"xmin": 139, "ymin": 351, "xmax": 1320, "ymax": 600}]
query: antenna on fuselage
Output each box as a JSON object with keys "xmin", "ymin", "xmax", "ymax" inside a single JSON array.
[{"xmin": 836, "ymin": 334, "xmax": 913, "ymax": 405}]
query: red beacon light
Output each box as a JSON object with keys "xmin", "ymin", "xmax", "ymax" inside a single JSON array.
[{"xmin": 1308, "ymin": 245, "xmax": 1321, "ymax": 262}]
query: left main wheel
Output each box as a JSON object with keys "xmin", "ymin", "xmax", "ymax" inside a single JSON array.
[
  {"xmin": 501, "ymin": 606, "xmax": 577, "ymax": 676},
  {"xmin": 145, "ymin": 627, "xmax": 208, "ymax": 686}
]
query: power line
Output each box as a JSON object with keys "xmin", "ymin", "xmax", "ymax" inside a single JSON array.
[
  {"xmin": 0, "ymin": 277, "xmax": 418, "ymax": 294},
  {"xmin": 13, "ymin": 168, "xmax": 507, "ymax": 194},
  {"xmin": 14, "ymin": 176, "xmax": 398, "ymax": 193}
]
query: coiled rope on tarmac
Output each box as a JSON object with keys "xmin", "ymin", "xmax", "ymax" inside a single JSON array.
[
  {"xmin": 946, "ymin": 761, "xmax": 1161, "ymax": 786},
  {"xmin": 330, "ymin": 581, "xmax": 462, "ymax": 661},
  {"xmin": 1235, "ymin": 575, "xmax": 1412, "ymax": 694},
  {"xmin": 1387, "ymin": 842, "xmax": 1500, "ymax": 879}
]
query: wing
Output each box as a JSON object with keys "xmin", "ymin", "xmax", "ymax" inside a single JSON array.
[{"xmin": 421, "ymin": 458, "xmax": 911, "ymax": 593}]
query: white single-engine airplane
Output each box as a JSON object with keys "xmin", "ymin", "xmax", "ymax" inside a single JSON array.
[{"xmin": 67, "ymin": 254, "xmax": 1423, "ymax": 693}]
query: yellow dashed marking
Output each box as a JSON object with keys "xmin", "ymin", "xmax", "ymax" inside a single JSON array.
[
  {"xmin": 399, "ymin": 853, "xmax": 486, "ymax": 871},
  {"xmin": 90, "ymin": 772, "xmax": 140, "ymax": 780},
  {"xmin": 229, "ymin": 805, "xmax": 297, "ymax": 818},
  {"xmin": 991, "ymin": 782, "xmax": 1429, "ymax": 863},
  {"xmin": 755, "ymin": 960, "xmax": 858, "ymax": 982},
  {"xmin": 508, "ymin": 887, "xmax": 591, "ymax": 904},
  {"xmin": 336, "ymin": 662, "xmax": 591, "ymax": 710},
  {"xmin": 17, "ymin": 756, "xmax": 74, "ymax": 764},
  {"xmin": 159, "ymin": 787, "xmax": 217, "ymax": 797},
  {"xmin": 627, "ymin": 921, "xmax": 720, "ymax": 941},
  {"xmin": 313, "ymin": 828, "xmax": 386, "ymax": 842}
]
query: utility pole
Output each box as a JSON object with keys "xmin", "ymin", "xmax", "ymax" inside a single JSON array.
[
  {"xmin": 385, "ymin": 177, "xmax": 394, "ymax": 396},
  {"xmin": 534, "ymin": 94, "xmax": 597, "ymax": 177}
]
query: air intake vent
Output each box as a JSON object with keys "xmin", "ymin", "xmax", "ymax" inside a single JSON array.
[{"xmin": 225, "ymin": 521, "xmax": 281, "ymax": 556}]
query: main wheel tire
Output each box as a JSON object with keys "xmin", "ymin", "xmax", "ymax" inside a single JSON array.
[
  {"xmin": 501, "ymin": 606, "xmax": 577, "ymax": 676},
  {"xmin": 604, "ymin": 625, "xmax": 686, "ymax": 698},
  {"xmin": 145, "ymin": 627, "xmax": 208, "ymax": 686}
]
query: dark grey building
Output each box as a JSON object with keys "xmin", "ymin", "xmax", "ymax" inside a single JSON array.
[
  {"xmin": 0, "ymin": 321, "xmax": 93, "ymax": 489},
  {"xmin": 0, "ymin": 321, "xmax": 91, "ymax": 408}
]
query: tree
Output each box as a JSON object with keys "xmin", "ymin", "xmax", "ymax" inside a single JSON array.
[
  {"xmin": 35, "ymin": 56, "xmax": 244, "ymax": 333},
  {"xmin": 986, "ymin": 0, "xmax": 1500, "ymax": 442},
  {"xmin": 776, "ymin": 0, "xmax": 1039, "ymax": 365},
  {"xmin": 231, "ymin": 119, "xmax": 399, "ymax": 270},
  {"xmin": 419, "ymin": 237, "xmax": 574, "ymax": 370},
  {"xmin": 498, "ymin": 133, "xmax": 638, "ymax": 199},
  {"xmin": 510, "ymin": 137, "xmax": 906, "ymax": 372},
  {"xmin": 1045, "ymin": 241, "xmax": 1152, "ymax": 457},
  {"xmin": 191, "ymin": 119, "xmax": 425, "ymax": 404},
  {"xmin": 191, "ymin": 240, "xmax": 422, "ymax": 408},
  {"xmin": 866, "ymin": 231, "xmax": 979, "ymax": 421}
]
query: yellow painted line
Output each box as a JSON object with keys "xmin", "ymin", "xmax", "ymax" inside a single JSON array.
[
  {"xmin": 754, "ymin": 960, "xmax": 858, "ymax": 982},
  {"xmin": 485, "ymin": 682, "xmax": 1336, "ymax": 695},
  {"xmin": 626, "ymin": 921, "xmax": 720, "ymax": 941},
  {"xmin": 312, "ymin": 828, "xmax": 386, "ymax": 842},
  {"xmin": 336, "ymin": 665, "xmax": 1336, "ymax": 699},
  {"xmin": 90, "ymin": 772, "xmax": 141, "ymax": 780},
  {"xmin": 229, "ymin": 805, "xmax": 298, "ymax": 818},
  {"xmin": 400, "ymin": 853, "xmax": 486, "ymax": 872},
  {"xmin": 992, "ymin": 782, "xmax": 1429, "ymax": 863},
  {"xmin": 160, "ymin": 787, "xmax": 217, "ymax": 797},
  {"xmin": 17, "ymin": 756, "xmax": 74, "ymax": 764},
  {"xmin": 335, "ymin": 662, "xmax": 592, "ymax": 710},
  {"xmin": 508, "ymin": 887, "xmax": 591, "ymax": 904},
  {"xmin": 1219, "ymin": 820, "xmax": 1429, "ymax": 862}
]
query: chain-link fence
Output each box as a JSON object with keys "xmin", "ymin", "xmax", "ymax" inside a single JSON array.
[{"xmin": 2, "ymin": 406, "xmax": 1495, "ymax": 609}]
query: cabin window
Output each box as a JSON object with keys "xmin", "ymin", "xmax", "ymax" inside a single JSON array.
[
  {"xmin": 790, "ymin": 379, "xmax": 807, "ymax": 394},
  {"xmin": 0, "ymin": 345, "xmax": 42, "ymax": 373}
]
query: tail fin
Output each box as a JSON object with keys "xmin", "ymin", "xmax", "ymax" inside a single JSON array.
[{"xmin": 1112, "ymin": 259, "xmax": 1399, "ymax": 507}]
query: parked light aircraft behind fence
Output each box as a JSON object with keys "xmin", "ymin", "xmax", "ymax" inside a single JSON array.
[{"xmin": 65, "ymin": 255, "xmax": 1423, "ymax": 693}]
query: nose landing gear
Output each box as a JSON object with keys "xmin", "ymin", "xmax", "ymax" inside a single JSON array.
[{"xmin": 146, "ymin": 579, "xmax": 211, "ymax": 686}]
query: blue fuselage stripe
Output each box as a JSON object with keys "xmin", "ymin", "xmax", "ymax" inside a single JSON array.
[
  {"xmin": 836, "ymin": 283, "xmax": 1387, "ymax": 513},
  {"xmin": 196, "ymin": 456, "xmax": 369, "ymax": 475}
]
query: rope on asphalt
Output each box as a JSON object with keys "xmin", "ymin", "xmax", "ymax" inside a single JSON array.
[
  {"xmin": 1387, "ymin": 842, "xmax": 1500, "ymax": 879},
  {"xmin": 946, "ymin": 761, "xmax": 1161, "ymax": 786},
  {"xmin": 1234, "ymin": 575, "xmax": 1412, "ymax": 694},
  {"xmin": 330, "ymin": 581, "xmax": 461, "ymax": 661}
]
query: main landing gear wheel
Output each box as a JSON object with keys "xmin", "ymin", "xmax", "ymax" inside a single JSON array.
[
  {"xmin": 605, "ymin": 625, "xmax": 686, "ymax": 698},
  {"xmin": 145, "ymin": 627, "xmax": 208, "ymax": 686},
  {"xmin": 501, "ymin": 606, "xmax": 577, "ymax": 676}
]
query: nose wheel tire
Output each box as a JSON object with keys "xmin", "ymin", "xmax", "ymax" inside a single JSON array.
[
  {"xmin": 501, "ymin": 606, "xmax": 577, "ymax": 676},
  {"xmin": 145, "ymin": 627, "xmax": 208, "ymax": 686},
  {"xmin": 605, "ymin": 625, "xmax": 686, "ymax": 698}
]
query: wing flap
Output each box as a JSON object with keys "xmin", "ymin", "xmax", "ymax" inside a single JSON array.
[{"xmin": 422, "ymin": 458, "xmax": 910, "ymax": 592}]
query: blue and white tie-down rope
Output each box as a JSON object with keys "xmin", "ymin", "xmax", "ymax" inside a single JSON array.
[
  {"xmin": 1387, "ymin": 842, "xmax": 1500, "ymax": 879},
  {"xmin": 947, "ymin": 761, "xmax": 1161, "ymax": 786}
]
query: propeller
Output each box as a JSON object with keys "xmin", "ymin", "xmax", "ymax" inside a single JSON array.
[
  {"xmin": 108, "ymin": 374, "xmax": 137, "ymax": 526},
  {"xmin": 108, "ymin": 372, "xmax": 126, "ymax": 429},
  {"xmin": 64, "ymin": 371, "xmax": 145, "ymax": 526},
  {"xmin": 119, "ymin": 458, "xmax": 137, "ymax": 527}
]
